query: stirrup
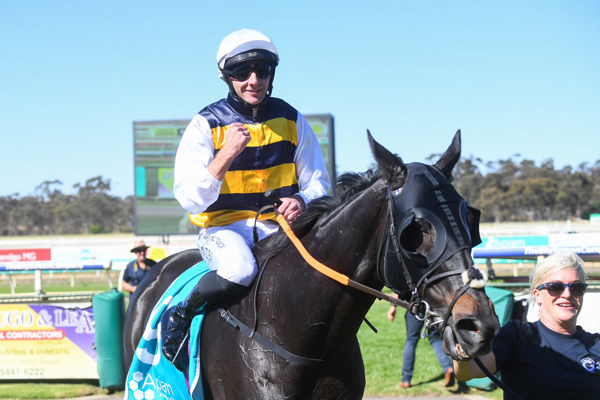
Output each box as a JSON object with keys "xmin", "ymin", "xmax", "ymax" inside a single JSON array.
[{"xmin": 170, "ymin": 329, "xmax": 190, "ymax": 372}]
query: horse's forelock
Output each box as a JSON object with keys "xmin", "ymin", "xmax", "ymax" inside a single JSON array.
[{"xmin": 335, "ymin": 169, "xmax": 379, "ymax": 200}]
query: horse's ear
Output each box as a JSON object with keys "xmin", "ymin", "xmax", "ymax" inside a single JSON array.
[
  {"xmin": 434, "ymin": 130, "xmax": 462, "ymax": 180},
  {"xmin": 367, "ymin": 129, "xmax": 406, "ymax": 183}
]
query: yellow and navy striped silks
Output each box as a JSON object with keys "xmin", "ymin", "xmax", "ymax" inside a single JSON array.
[{"xmin": 189, "ymin": 96, "xmax": 300, "ymax": 227}]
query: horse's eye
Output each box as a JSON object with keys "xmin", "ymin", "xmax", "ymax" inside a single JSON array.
[
  {"xmin": 399, "ymin": 218, "xmax": 436, "ymax": 254},
  {"xmin": 459, "ymin": 201, "xmax": 471, "ymax": 240},
  {"xmin": 466, "ymin": 205, "xmax": 482, "ymax": 247}
]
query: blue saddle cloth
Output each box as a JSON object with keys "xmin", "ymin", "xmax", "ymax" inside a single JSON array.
[{"xmin": 125, "ymin": 262, "xmax": 209, "ymax": 400}]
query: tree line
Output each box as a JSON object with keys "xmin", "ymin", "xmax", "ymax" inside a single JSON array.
[
  {"xmin": 0, "ymin": 177, "xmax": 133, "ymax": 236},
  {"xmin": 1, "ymin": 156, "xmax": 600, "ymax": 236},
  {"xmin": 451, "ymin": 156, "xmax": 600, "ymax": 222}
]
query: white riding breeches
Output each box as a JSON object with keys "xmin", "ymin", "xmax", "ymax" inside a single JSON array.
[{"xmin": 197, "ymin": 219, "xmax": 279, "ymax": 287}]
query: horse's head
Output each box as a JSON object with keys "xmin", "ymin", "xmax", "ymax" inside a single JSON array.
[{"xmin": 368, "ymin": 130, "xmax": 500, "ymax": 360}]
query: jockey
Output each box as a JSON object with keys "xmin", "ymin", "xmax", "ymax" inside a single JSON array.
[{"xmin": 161, "ymin": 28, "xmax": 330, "ymax": 371}]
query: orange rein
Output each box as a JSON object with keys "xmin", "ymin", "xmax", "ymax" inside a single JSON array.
[{"xmin": 275, "ymin": 213, "xmax": 407, "ymax": 308}]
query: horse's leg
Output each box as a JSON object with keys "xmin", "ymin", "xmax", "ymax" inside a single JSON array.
[{"xmin": 310, "ymin": 339, "xmax": 366, "ymax": 400}]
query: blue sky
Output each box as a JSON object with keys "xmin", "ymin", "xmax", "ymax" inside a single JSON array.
[{"xmin": 1, "ymin": 1, "xmax": 598, "ymax": 198}]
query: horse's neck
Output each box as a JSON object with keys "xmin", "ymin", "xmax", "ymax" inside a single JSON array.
[
  {"xmin": 308, "ymin": 182, "xmax": 388, "ymax": 283},
  {"xmin": 251, "ymin": 182, "xmax": 389, "ymax": 359}
]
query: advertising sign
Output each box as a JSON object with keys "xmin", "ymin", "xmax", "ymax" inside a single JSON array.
[
  {"xmin": 0, "ymin": 248, "xmax": 51, "ymax": 263},
  {"xmin": 0, "ymin": 248, "xmax": 105, "ymax": 273},
  {"xmin": 474, "ymin": 234, "xmax": 600, "ymax": 261},
  {"xmin": 0, "ymin": 248, "xmax": 52, "ymax": 270},
  {"xmin": 0, "ymin": 302, "xmax": 97, "ymax": 379}
]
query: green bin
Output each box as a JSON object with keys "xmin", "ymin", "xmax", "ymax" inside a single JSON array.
[{"xmin": 93, "ymin": 289, "xmax": 126, "ymax": 389}]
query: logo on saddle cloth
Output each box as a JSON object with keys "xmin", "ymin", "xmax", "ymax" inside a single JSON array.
[{"xmin": 383, "ymin": 162, "xmax": 481, "ymax": 293}]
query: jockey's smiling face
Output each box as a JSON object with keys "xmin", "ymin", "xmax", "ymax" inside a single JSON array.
[{"xmin": 229, "ymin": 64, "xmax": 272, "ymax": 106}]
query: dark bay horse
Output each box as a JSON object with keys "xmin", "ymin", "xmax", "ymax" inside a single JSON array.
[{"xmin": 123, "ymin": 131, "xmax": 500, "ymax": 399}]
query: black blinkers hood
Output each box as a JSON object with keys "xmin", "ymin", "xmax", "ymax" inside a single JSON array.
[{"xmin": 383, "ymin": 162, "xmax": 481, "ymax": 294}]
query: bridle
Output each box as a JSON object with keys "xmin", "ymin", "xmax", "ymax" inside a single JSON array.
[
  {"xmin": 224, "ymin": 168, "xmax": 486, "ymax": 365},
  {"xmin": 377, "ymin": 163, "xmax": 485, "ymax": 336},
  {"xmin": 257, "ymin": 164, "xmax": 485, "ymax": 333}
]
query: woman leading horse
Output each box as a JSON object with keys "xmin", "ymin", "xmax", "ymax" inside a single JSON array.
[{"xmin": 123, "ymin": 131, "xmax": 500, "ymax": 399}]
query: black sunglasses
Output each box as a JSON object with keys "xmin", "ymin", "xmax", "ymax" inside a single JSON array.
[
  {"xmin": 227, "ymin": 62, "xmax": 273, "ymax": 81},
  {"xmin": 537, "ymin": 281, "xmax": 588, "ymax": 297}
]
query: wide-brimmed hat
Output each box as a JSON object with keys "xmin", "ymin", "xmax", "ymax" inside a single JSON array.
[{"xmin": 130, "ymin": 240, "xmax": 150, "ymax": 253}]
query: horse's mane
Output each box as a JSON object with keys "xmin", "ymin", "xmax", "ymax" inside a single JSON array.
[{"xmin": 254, "ymin": 168, "xmax": 382, "ymax": 260}]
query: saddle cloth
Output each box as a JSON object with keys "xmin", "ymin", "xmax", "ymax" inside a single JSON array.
[{"xmin": 125, "ymin": 262, "xmax": 209, "ymax": 400}]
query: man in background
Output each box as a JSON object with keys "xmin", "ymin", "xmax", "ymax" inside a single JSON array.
[
  {"xmin": 388, "ymin": 298, "xmax": 455, "ymax": 389},
  {"xmin": 122, "ymin": 240, "xmax": 156, "ymax": 294}
]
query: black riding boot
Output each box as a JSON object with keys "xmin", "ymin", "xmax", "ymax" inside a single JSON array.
[
  {"xmin": 160, "ymin": 270, "xmax": 248, "ymax": 372},
  {"xmin": 160, "ymin": 285, "xmax": 206, "ymax": 372}
]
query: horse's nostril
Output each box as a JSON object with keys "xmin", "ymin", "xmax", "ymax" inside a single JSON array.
[{"xmin": 455, "ymin": 318, "xmax": 480, "ymax": 334}]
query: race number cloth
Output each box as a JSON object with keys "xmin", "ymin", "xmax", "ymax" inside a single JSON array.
[{"xmin": 125, "ymin": 262, "xmax": 209, "ymax": 400}]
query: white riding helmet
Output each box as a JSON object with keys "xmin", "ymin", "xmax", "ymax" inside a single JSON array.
[{"xmin": 216, "ymin": 29, "xmax": 279, "ymax": 81}]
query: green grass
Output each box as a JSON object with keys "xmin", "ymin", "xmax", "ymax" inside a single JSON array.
[
  {"xmin": 0, "ymin": 381, "xmax": 120, "ymax": 400},
  {"xmin": 0, "ymin": 271, "xmax": 119, "ymax": 295},
  {"xmin": 0, "ymin": 276, "xmax": 502, "ymax": 399},
  {"xmin": 358, "ymin": 299, "xmax": 502, "ymax": 399}
]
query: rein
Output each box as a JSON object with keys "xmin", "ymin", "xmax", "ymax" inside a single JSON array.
[
  {"xmin": 219, "ymin": 186, "xmax": 482, "ymax": 366},
  {"xmin": 217, "ymin": 199, "xmax": 412, "ymax": 366},
  {"xmin": 474, "ymin": 357, "xmax": 525, "ymax": 400},
  {"xmin": 271, "ymin": 195, "xmax": 482, "ymax": 336},
  {"xmin": 274, "ymin": 211, "xmax": 409, "ymax": 309}
]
